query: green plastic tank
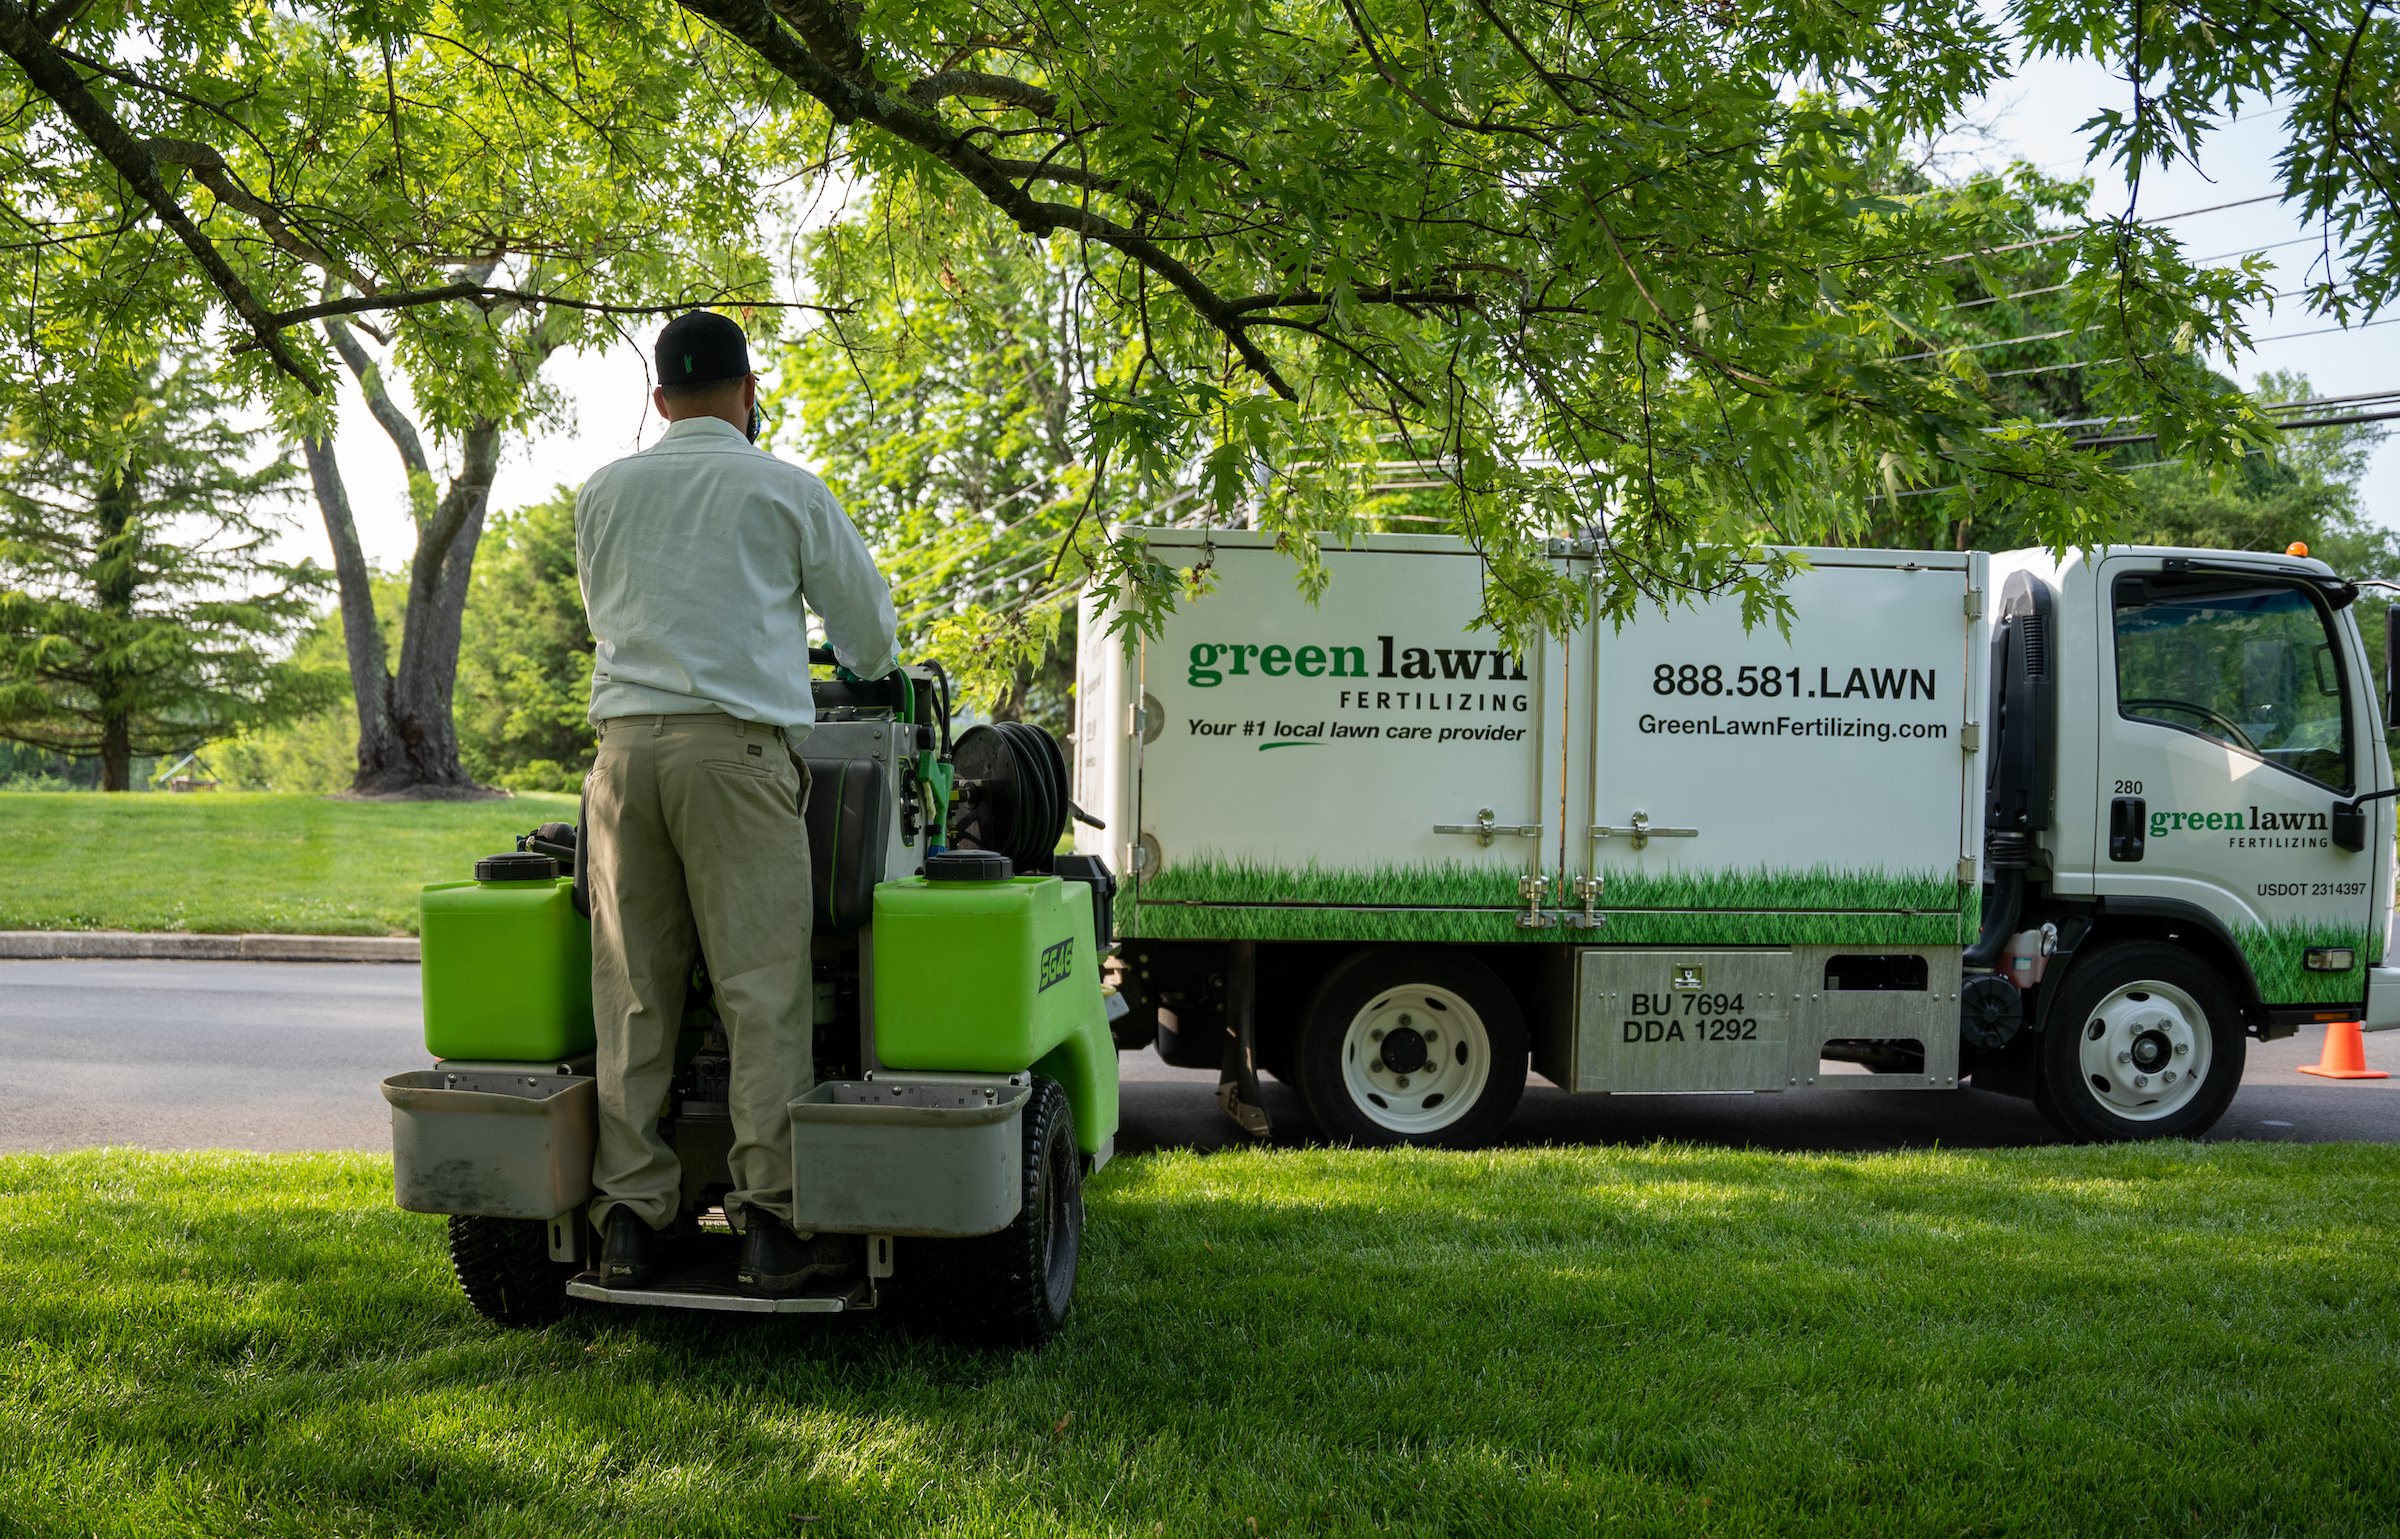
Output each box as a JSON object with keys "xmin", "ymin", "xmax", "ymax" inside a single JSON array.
[
  {"xmin": 872, "ymin": 855, "xmax": 1118, "ymax": 1154},
  {"xmin": 420, "ymin": 853, "xmax": 594, "ymax": 1061}
]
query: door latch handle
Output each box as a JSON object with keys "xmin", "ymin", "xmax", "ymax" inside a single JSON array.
[
  {"xmin": 2108, "ymin": 796, "xmax": 2145, "ymax": 862},
  {"xmin": 1589, "ymin": 811, "xmax": 1698, "ymax": 851},
  {"xmin": 1434, "ymin": 808, "xmax": 1542, "ymax": 847}
]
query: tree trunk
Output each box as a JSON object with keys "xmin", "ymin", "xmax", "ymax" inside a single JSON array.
[
  {"xmin": 306, "ymin": 312, "xmax": 517, "ymax": 798},
  {"xmin": 302, "ymin": 435, "xmax": 407, "ymax": 783},
  {"xmin": 100, "ymin": 713, "xmax": 131, "ymax": 792},
  {"xmin": 92, "ymin": 470, "xmax": 137, "ymax": 792},
  {"xmin": 382, "ymin": 422, "xmax": 501, "ymax": 793}
]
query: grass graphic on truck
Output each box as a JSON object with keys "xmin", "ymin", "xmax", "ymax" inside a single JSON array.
[
  {"xmin": 1130, "ymin": 856, "xmax": 1968, "ymax": 945},
  {"xmin": 2234, "ymin": 917, "xmax": 2378, "ymax": 1005}
]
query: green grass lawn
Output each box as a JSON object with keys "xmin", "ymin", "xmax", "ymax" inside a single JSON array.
[
  {"xmin": 0, "ymin": 791, "xmax": 576, "ymax": 936},
  {"xmin": 3, "ymin": 1144, "xmax": 2396, "ymax": 1537}
]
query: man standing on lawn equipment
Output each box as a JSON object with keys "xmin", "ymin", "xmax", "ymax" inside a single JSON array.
[{"xmin": 574, "ymin": 310, "xmax": 898, "ymax": 1297}]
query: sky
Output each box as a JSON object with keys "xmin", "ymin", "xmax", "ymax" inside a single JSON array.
[{"xmin": 290, "ymin": 43, "xmax": 2397, "ymax": 577}]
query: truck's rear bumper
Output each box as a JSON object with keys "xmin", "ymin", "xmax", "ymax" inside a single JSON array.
[{"xmin": 2364, "ymin": 966, "xmax": 2400, "ymax": 1032}]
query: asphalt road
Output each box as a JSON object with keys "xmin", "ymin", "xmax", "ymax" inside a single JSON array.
[{"xmin": 3, "ymin": 959, "xmax": 2396, "ymax": 1154}]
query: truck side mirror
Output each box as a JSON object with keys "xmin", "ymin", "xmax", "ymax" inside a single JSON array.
[{"xmin": 2333, "ymin": 785, "xmax": 2400, "ymax": 853}]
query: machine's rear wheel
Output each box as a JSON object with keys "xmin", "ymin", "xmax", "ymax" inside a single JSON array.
[
  {"xmin": 1295, "ymin": 949, "xmax": 1528, "ymax": 1148},
  {"xmin": 2033, "ymin": 941, "xmax": 2245, "ymax": 1141},
  {"xmin": 917, "ymin": 1077, "xmax": 1081, "ymax": 1348},
  {"xmin": 447, "ymin": 1215, "xmax": 577, "ymax": 1327}
]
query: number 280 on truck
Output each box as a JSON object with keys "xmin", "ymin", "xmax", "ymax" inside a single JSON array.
[{"xmin": 1072, "ymin": 530, "xmax": 2400, "ymax": 1144}]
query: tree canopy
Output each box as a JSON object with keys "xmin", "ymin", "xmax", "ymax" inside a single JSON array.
[{"xmin": 3, "ymin": 0, "xmax": 2394, "ymax": 658}]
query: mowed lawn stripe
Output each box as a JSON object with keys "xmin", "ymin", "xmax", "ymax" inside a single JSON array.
[
  {"xmin": 1, "ymin": 1144, "xmax": 2395, "ymax": 1536},
  {"xmin": 0, "ymin": 791, "xmax": 576, "ymax": 936}
]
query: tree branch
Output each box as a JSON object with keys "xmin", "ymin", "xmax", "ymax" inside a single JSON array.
[
  {"xmin": 146, "ymin": 137, "xmax": 372, "ymax": 292},
  {"xmin": 673, "ymin": 0, "xmax": 1295, "ymax": 397},
  {"xmin": 0, "ymin": 2, "xmax": 320, "ymax": 389},
  {"xmin": 324, "ymin": 316, "xmax": 432, "ymax": 483},
  {"xmin": 263, "ymin": 281, "xmax": 852, "ymax": 330},
  {"xmin": 907, "ymin": 69, "xmax": 1059, "ymax": 116}
]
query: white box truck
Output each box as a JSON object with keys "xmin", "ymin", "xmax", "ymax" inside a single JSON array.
[{"xmin": 1073, "ymin": 528, "xmax": 2400, "ymax": 1145}]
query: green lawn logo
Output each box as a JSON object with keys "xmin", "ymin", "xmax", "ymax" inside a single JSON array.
[
  {"xmin": 1188, "ymin": 635, "xmax": 1528, "ymax": 687},
  {"xmin": 2150, "ymin": 806, "xmax": 2329, "ymax": 838}
]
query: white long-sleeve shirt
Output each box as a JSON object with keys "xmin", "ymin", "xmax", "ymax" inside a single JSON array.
[{"xmin": 575, "ymin": 416, "xmax": 899, "ymax": 739}]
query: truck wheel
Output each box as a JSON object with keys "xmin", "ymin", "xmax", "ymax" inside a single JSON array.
[
  {"xmin": 446, "ymin": 1215, "xmax": 577, "ymax": 1327},
  {"xmin": 919, "ymin": 1077, "xmax": 1082, "ymax": 1348},
  {"xmin": 2033, "ymin": 941, "xmax": 2245, "ymax": 1141},
  {"xmin": 1295, "ymin": 949, "xmax": 1528, "ymax": 1148}
]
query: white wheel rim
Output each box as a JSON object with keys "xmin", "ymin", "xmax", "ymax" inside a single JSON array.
[
  {"xmin": 2075, "ymin": 978, "xmax": 2213, "ymax": 1122},
  {"xmin": 1339, "ymin": 983, "xmax": 1492, "ymax": 1135}
]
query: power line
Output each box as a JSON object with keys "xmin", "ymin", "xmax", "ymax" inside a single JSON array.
[
  {"xmin": 1983, "ymin": 314, "xmax": 2400, "ymax": 380},
  {"xmin": 2025, "ymin": 389, "xmax": 2400, "ymax": 434},
  {"xmin": 2072, "ymin": 408, "xmax": 2400, "ymax": 449},
  {"xmin": 1935, "ymin": 193, "xmax": 2283, "ymax": 265}
]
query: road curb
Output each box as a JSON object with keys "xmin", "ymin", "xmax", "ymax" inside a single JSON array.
[{"xmin": 0, "ymin": 931, "xmax": 419, "ymax": 963}]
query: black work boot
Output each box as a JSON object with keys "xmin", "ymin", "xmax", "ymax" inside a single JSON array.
[
  {"xmin": 737, "ymin": 1212, "xmax": 858, "ymax": 1298},
  {"xmin": 596, "ymin": 1209, "xmax": 663, "ymax": 1290}
]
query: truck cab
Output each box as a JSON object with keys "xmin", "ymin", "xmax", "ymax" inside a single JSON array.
[{"xmin": 1977, "ymin": 545, "xmax": 2397, "ymax": 1131}]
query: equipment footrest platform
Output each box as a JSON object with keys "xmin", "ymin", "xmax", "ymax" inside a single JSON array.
[{"xmin": 564, "ymin": 1233, "xmax": 874, "ymax": 1314}]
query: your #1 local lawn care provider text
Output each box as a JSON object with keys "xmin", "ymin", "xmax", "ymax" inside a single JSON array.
[{"xmin": 573, "ymin": 310, "xmax": 899, "ymax": 1297}]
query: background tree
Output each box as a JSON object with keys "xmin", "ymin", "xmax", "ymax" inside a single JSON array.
[
  {"xmin": 454, "ymin": 487, "xmax": 595, "ymax": 792},
  {"xmin": 778, "ymin": 185, "xmax": 1130, "ymax": 723},
  {"xmin": 0, "ymin": 5, "xmax": 830, "ymax": 794},
  {"xmin": 0, "ymin": 355, "xmax": 331, "ymax": 790}
]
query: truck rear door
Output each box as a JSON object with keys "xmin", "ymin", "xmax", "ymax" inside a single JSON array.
[
  {"xmin": 2091, "ymin": 555, "xmax": 2380, "ymax": 1010},
  {"xmin": 1580, "ymin": 551, "xmax": 1982, "ymax": 941},
  {"xmin": 1128, "ymin": 532, "xmax": 1568, "ymax": 942}
]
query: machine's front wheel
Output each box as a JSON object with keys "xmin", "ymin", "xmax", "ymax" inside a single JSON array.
[
  {"xmin": 447, "ymin": 1215, "xmax": 578, "ymax": 1327},
  {"xmin": 1295, "ymin": 949, "xmax": 1528, "ymax": 1148},
  {"xmin": 922, "ymin": 1077, "xmax": 1082, "ymax": 1348},
  {"xmin": 2033, "ymin": 941, "xmax": 2245, "ymax": 1141}
]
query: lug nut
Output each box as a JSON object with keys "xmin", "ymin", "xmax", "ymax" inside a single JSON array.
[
  {"xmin": 2133, "ymin": 1074, "xmax": 2149, "ymax": 1088},
  {"xmin": 1423, "ymin": 1031, "xmax": 1438, "ymax": 1044},
  {"xmin": 2163, "ymin": 1071, "xmax": 2176, "ymax": 1084},
  {"xmin": 1371, "ymin": 1059, "xmax": 1386, "ymax": 1073},
  {"xmin": 2175, "ymin": 1042, "xmax": 2188, "ymax": 1057},
  {"xmin": 1394, "ymin": 1075, "xmax": 1410, "ymax": 1090},
  {"xmin": 1398, "ymin": 1013, "xmax": 1413, "ymax": 1027},
  {"xmin": 1370, "ymin": 1028, "xmax": 1384, "ymax": 1042},
  {"xmin": 2118, "ymin": 1050, "xmax": 2133, "ymax": 1064}
]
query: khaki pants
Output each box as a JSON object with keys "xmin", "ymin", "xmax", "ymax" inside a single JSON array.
[{"xmin": 585, "ymin": 713, "xmax": 814, "ymax": 1233}]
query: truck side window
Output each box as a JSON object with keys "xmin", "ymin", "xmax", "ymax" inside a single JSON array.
[{"xmin": 2112, "ymin": 573, "xmax": 2352, "ymax": 792}]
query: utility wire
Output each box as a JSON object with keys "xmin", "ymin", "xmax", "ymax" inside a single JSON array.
[{"xmin": 1933, "ymin": 193, "xmax": 2283, "ymax": 264}]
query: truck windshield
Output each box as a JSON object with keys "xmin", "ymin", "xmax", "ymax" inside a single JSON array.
[{"xmin": 2112, "ymin": 573, "xmax": 2353, "ymax": 792}]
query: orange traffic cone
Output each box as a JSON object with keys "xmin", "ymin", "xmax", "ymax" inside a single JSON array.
[{"xmin": 2298, "ymin": 1021, "xmax": 2390, "ymax": 1080}]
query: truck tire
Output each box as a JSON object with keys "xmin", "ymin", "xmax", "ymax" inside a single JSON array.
[
  {"xmin": 2033, "ymin": 941, "xmax": 2245, "ymax": 1141},
  {"xmin": 917, "ymin": 1077, "xmax": 1082, "ymax": 1349},
  {"xmin": 446, "ymin": 1215, "xmax": 577, "ymax": 1327},
  {"xmin": 1295, "ymin": 949, "xmax": 1528, "ymax": 1148}
]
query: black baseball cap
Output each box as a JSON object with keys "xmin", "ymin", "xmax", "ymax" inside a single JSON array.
[{"xmin": 655, "ymin": 311, "xmax": 751, "ymax": 387}]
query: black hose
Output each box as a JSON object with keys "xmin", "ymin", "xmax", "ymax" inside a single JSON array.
[
  {"xmin": 1961, "ymin": 833, "xmax": 2029, "ymax": 969},
  {"xmin": 921, "ymin": 658, "xmax": 955, "ymax": 758}
]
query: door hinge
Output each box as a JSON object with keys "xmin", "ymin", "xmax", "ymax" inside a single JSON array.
[
  {"xmin": 1960, "ymin": 722, "xmax": 1981, "ymax": 752},
  {"xmin": 1128, "ymin": 704, "xmax": 1148, "ymax": 736},
  {"xmin": 1957, "ymin": 857, "xmax": 1977, "ymax": 884},
  {"xmin": 1518, "ymin": 871, "xmax": 1559, "ymax": 929},
  {"xmin": 1965, "ymin": 587, "xmax": 1985, "ymax": 620}
]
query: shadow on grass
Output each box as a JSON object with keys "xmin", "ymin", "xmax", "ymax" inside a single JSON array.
[{"xmin": 3, "ymin": 1145, "xmax": 2398, "ymax": 1537}]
